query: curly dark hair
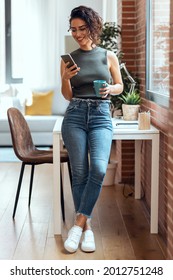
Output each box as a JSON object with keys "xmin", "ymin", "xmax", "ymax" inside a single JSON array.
[{"xmin": 69, "ymin": 6, "xmax": 103, "ymax": 45}]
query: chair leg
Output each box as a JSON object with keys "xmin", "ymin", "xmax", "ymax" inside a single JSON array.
[
  {"xmin": 13, "ymin": 162, "xmax": 25, "ymax": 219},
  {"xmin": 60, "ymin": 165, "xmax": 65, "ymax": 222},
  {"xmin": 28, "ymin": 164, "xmax": 35, "ymax": 207}
]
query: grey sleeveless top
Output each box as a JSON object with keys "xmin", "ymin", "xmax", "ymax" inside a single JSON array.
[{"xmin": 70, "ymin": 47, "xmax": 111, "ymax": 99}]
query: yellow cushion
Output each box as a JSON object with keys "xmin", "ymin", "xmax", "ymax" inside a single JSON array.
[{"xmin": 25, "ymin": 90, "xmax": 54, "ymax": 115}]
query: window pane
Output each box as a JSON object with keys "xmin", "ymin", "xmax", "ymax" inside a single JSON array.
[
  {"xmin": 150, "ymin": 0, "xmax": 170, "ymax": 97},
  {"xmin": 11, "ymin": 0, "xmax": 24, "ymax": 79},
  {"xmin": 0, "ymin": 0, "xmax": 5, "ymax": 84}
]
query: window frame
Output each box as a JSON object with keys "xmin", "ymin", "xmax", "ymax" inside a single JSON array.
[
  {"xmin": 5, "ymin": 0, "xmax": 23, "ymax": 83},
  {"xmin": 146, "ymin": 0, "xmax": 169, "ymax": 108}
]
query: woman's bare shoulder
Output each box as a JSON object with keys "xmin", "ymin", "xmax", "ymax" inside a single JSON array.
[{"xmin": 107, "ymin": 50, "xmax": 119, "ymax": 65}]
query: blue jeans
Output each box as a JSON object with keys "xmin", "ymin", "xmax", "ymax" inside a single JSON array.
[{"xmin": 61, "ymin": 98, "xmax": 113, "ymax": 218}]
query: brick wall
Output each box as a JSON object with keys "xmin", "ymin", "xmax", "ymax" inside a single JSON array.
[
  {"xmin": 117, "ymin": 0, "xmax": 172, "ymax": 258},
  {"xmin": 167, "ymin": 0, "xmax": 173, "ymax": 260},
  {"xmin": 121, "ymin": 0, "xmax": 137, "ymax": 73}
]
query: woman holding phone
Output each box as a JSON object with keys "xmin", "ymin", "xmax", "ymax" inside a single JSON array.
[{"xmin": 61, "ymin": 5, "xmax": 123, "ymax": 253}]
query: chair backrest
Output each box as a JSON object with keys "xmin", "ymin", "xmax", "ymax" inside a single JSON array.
[{"xmin": 7, "ymin": 107, "xmax": 35, "ymax": 161}]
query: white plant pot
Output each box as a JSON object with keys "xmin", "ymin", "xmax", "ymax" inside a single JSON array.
[{"xmin": 103, "ymin": 160, "xmax": 118, "ymax": 186}]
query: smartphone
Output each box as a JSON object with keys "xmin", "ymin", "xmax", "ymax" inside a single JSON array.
[{"xmin": 61, "ymin": 54, "xmax": 77, "ymax": 69}]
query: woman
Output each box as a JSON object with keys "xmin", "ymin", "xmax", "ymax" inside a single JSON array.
[{"xmin": 61, "ymin": 6, "xmax": 123, "ymax": 253}]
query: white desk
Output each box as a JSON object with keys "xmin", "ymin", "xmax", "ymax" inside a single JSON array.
[{"xmin": 53, "ymin": 117, "xmax": 160, "ymax": 235}]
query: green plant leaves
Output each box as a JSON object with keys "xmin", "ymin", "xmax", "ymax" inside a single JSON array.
[{"xmin": 118, "ymin": 90, "xmax": 141, "ymax": 105}]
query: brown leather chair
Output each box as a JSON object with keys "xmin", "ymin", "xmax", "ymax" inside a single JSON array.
[{"xmin": 7, "ymin": 107, "xmax": 72, "ymax": 221}]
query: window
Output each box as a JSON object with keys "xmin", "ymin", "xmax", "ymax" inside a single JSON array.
[
  {"xmin": 11, "ymin": 0, "xmax": 25, "ymax": 81},
  {"xmin": 146, "ymin": 0, "xmax": 170, "ymax": 107},
  {"xmin": 0, "ymin": 0, "xmax": 5, "ymax": 84},
  {"xmin": 5, "ymin": 0, "xmax": 23, "ymax": 83}
]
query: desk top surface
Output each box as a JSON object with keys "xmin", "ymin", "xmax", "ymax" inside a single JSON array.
[{"xmin": 53, "ymin": 116, "xmax": 159, "ymax": 136}]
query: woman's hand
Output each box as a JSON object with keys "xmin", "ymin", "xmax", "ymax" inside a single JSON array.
[
  {"xmin": 99, "ymin": 83, "xmax": 111, "ymax": 98},
  {"xmin": 99, "ymin": 83, "xmax": 123, "ymax": 98},
  {"xmin": 62, "ymin": 62, "xmax": 80, "ymax": 80},
  {"xmin": 61, "ymin": 60, "xmax": 79, "ymax": 100}
]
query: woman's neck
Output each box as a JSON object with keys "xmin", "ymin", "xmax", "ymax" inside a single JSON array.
[{"xmin": 80, "ymin": 43, "xmax": 96, "ymax": 51}]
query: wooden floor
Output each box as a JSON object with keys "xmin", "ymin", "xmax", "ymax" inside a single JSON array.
[{"xmin": 0, "ymin": 162, "xmax": 166, "ymax": 260}]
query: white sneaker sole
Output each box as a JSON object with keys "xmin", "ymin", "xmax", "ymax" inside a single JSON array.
[{"xmin": 81, "ymin": 245, "xmax": 96, "ymax": 252}]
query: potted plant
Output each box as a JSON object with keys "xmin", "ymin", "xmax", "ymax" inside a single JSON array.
[
  {"xmin": 118, "ymin": 89, "xmax": 141, "ymax": 120},
  {"xmin": 99, "ymin": 22, "xmax": 123, "ymax": 58}
]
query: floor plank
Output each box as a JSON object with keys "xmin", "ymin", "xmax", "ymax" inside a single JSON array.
[{"xmin": 13, "ymin": 222, "xmax": 48, "ymax": 260}]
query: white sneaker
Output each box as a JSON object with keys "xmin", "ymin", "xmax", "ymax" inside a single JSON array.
[
  {"xmin": 81, "ymin": 229, "xmax": 96, "ymax": 252},
  {"xmin": 64, "ymin": 225, "xmax": 83, "ymax": 253}
]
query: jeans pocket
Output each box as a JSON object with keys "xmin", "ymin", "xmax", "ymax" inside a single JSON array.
[
  {"xmin": 66, "ymin": 102, "xmax": 79, "ymax": 113},
  {"xmin": 98, "ymin": 102, "xmax": 111, "ymax": 116}
]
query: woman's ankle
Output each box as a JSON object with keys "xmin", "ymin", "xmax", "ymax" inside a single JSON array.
[
  {"xmin": 75, "ymin": 213, "xmax": 87, "ymax": 230},
  {"xmin": 83, "ymin": 218, "xmax": 92, "ymax": 231}
]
